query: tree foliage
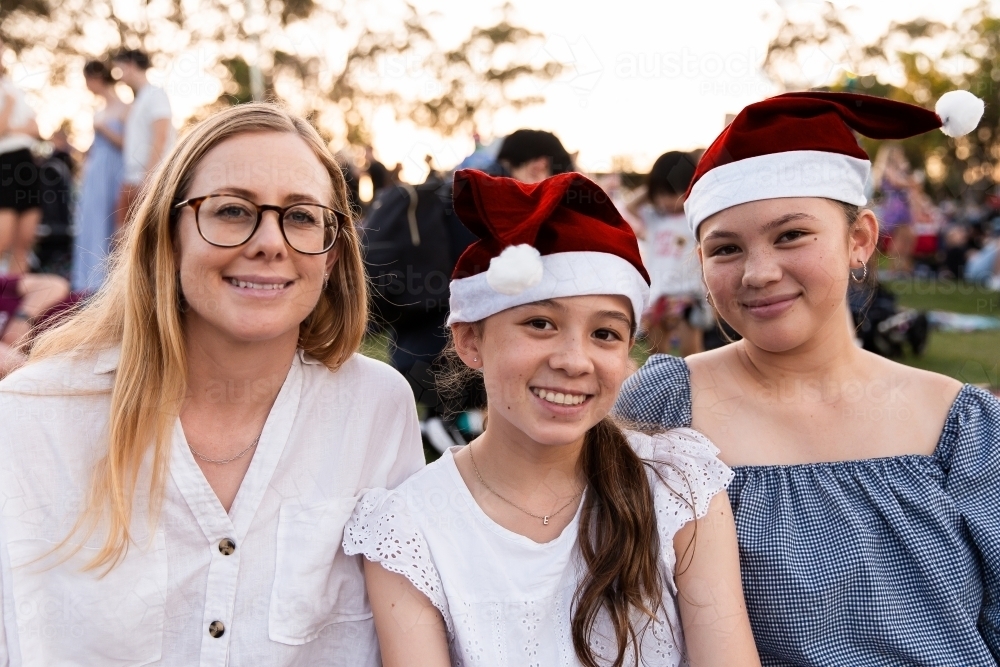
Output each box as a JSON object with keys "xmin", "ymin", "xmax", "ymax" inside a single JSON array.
[
  {"xmin": 0, "ymin": 0, "xmax": 559, "ymax": 147},
  {"xmin": 763, "ymin": 0, "xmax": 999, "ymax": 200}
]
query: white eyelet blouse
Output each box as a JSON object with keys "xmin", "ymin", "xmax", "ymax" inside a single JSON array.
[{"xmin": 343, "ymin": 428, "xmax": 733, "ymax": 667}]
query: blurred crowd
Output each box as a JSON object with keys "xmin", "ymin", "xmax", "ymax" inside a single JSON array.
[
  {"xmin": 3, "ymin": 41, "xmax": 1000, "ymax": 396},
  {"xmin": 871, "ymin": 143, "xmax": 1000, "ymax": 289}
]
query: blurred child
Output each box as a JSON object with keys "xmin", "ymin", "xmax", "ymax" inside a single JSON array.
[
  {"xmin": 871, "ymin": 144, "xmax": 917, "ymax": 276},
  {"xmin": 626, "ymin": 151, "xmax": 708, "ymax": 356}
]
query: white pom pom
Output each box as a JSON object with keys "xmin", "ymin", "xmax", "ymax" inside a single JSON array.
[
  {"xmin": 936, "ymin": 90, "xmax": 984, "ymax": 138},
  {"xmin": 486, "ymin": 244, "xmax": 544, "ymax": 295}
]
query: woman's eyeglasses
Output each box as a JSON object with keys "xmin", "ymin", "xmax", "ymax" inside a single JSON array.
[{"xmin": 173, "ymin": 194, "xmax": 346, "ymax": 255}]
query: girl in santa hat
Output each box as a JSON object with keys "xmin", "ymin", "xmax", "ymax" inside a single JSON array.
[
  {"xmin": 344, "ymin": 169, "xmax": 760, "ymax": 666},
  {"xmin": 617, "ymin": 91, "xmax": 1000, "ymax": 665}
]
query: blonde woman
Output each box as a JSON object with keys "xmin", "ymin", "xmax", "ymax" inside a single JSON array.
[{"xmin": 0, "ymin": 103, "xmax": 423, "ymax": 666}]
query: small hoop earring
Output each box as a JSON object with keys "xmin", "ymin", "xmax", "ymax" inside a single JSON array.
[{"xmin": 850, "ymin": 264, "xmax": 868, "ymax": 283}]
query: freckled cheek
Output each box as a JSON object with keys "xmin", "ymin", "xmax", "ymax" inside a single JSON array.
[
  {"xmin": 595, "ymin": 365, "xmax": 628, "ymax": 408},
  {"xmin": 486, "ymin": 374, "xmax": 531, "ymax": 417},
  {"xmin": 703, "ymin": 263, "xmax": 743, "ymax": 312},
  {"xmin": 481, "ymin": 343, "xmax": 535, "ymax": 408},
  {"xmin": 785, "ymin": 247, "xmax": 845, "ymax": 298}
]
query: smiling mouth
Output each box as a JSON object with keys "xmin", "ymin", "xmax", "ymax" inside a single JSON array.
[
  {"xmin": 741, "ymin": 294, "xmax": 799, "ymax": 308},
  {"xmin": 530, "ymin": 387, "xmax": 591, "ymax": 406},
  {"xmin": 226, "ymin": 278, "xmax": 293, "ymax": 291}
]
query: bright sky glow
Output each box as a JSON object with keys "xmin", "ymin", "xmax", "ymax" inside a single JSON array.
[{"xmin": 8, "ymin": 0, "xmax": 990, "ymax": 180}]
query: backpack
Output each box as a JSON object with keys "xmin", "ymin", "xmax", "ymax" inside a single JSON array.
[
  {"xmin": 362, "ymin": 179, "xmax": 472, "ymax": 330},
  {"xmin": 850, "ymin": 284, "xmax": 928, "ymax": 357}
]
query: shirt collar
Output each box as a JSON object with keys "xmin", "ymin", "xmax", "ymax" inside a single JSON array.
[
  {"xmin": 297, "ymin": 349, "xmax": 323, "ymax": 366},
  {"xmin": 93, "ymin": 347, "xmax": 121, "ymax": 374}
]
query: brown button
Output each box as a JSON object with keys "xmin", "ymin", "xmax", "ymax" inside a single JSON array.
[
  {"xmin": 218, "ymin": 538, "xmax": 236, "ymax": 556},
  {"xmin": 209, "ymin": 620, "xmax": 225, "ymax": 638}
]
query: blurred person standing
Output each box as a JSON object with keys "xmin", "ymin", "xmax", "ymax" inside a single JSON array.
[
  {"xmin": 363, "ymin": 144, "xmax": 390, "ymax": 199},
  {"xmin": 72, "ymin": 60, "xmax": 127, "ymax": 291},
  {"xmin": 495, "ymin": 128, "xmax": 574, "ymax": 183},
  {"xmin": 0, "ymin": 38, "xmax": 41, "ymax": 275},
  {"xmin": 113, "ymin": 49, "xmax": 175, "ymax": 229},
  {"xmin": 872, "ymin": 144, "xmax": 917, "ymax": 276},
  {"xmin": 627, "ymin": 151, "xmax": 707, "ymax": 356}
]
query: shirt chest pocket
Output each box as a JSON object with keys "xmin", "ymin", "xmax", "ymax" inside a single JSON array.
[
  {"xmin": 269, "ymin": 498, "xmax": 372, "ymax": 645},
  {"xmin": 7, "ymin": 530, "xmax": 167, "ymax": 667}
]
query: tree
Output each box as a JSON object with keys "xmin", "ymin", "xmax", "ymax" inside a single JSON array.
[
  {"xmin": 0, "ymin": 0, "xmax": 559, "ymax": 149},
  {"xmin": 763, "ymin": 0, "xmax": 999, "ymax": 201}
]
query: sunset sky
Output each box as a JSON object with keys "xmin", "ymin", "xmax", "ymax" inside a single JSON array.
[{"xmin": 8, "ymin": 0, "xmax": 988, "ymax": 180}]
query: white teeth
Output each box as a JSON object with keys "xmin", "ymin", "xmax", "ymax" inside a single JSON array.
[
  {"xmin": 531, "ymin": 388, "xmax": 587, "ymax": 406},
  {"xmin": 228, "ymin": 278, "xmax": 287, "ymax": 291}
]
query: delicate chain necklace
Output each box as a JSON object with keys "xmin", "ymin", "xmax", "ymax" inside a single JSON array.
[
  {"xmin": 468, "ymin": 441, "xmax": 584, "ymax": 526},
  {"xmin": 188, "ymin": 434, "xmax": 261, "ymax": 465}
]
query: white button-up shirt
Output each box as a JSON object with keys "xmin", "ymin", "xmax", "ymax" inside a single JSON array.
[{"xmin": 0, "ymin": 348, "xmax": 423, "ymax": 666}]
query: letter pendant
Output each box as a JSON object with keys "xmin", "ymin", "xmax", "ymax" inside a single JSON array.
[{"xmin": 543, "ymin": 516, "xmax": 550, "ymax": 525}]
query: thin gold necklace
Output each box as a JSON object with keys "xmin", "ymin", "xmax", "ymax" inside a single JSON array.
[
  {"xmin": 188, "ymin": 434, "xmax": 261, "ymax": 465},
  {"xmin": 468, "ymin": 441, "xmax": 584, "ymax": 526}
]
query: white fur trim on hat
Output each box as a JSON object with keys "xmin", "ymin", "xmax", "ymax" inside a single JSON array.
[
  {"xmin": 486, "ymin": 244, "xmax": 544, "ymax": 295},
  {"xmin": 936, "ymin": 90, "xmax": 985, "ymax": 138},
  {"xmin": 448, "ymin": 251, "xmax": 650, "ymax": 325},
  {"xmin": 684, "ymin": 150, "xmax": 871, "ymax": 235}
]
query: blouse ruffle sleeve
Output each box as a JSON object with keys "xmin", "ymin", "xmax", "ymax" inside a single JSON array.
[
  {"xmin": 342, "ymin": 488, "xmax": 453, "ymax": 634},
  {"xmin": 632, "ymin": 427, "xmax": 734, "ymax": 540},
  {"xmin": 940, "ymin": 386, "xmax": 1000, "ymax": 659},
  {"xmin": 615, "ymin": 354, "xmax": 692, "ymax": 429}
]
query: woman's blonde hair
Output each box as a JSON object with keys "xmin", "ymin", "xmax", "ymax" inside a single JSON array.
[{"xmin": 30, "ymin": 103, "xmax": 368, "ymax": 570}]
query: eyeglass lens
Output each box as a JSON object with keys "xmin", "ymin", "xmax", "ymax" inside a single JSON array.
[{"xmin": 197, "ymin": 195, "xmax": 338, "ymax": 253}]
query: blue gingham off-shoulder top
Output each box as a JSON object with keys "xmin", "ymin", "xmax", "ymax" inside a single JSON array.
[{"xmin": 615, "ymin": 354, "xmax": 1000, "ymax": 667}]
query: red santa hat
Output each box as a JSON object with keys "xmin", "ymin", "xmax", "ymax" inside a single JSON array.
[
  {"xmin": 684, "ymin": 90, "xmax": 985, "ymax": 234},
  {"xmin": 447, "ymin": 169, "xmax": 650, "ymax": 325}
]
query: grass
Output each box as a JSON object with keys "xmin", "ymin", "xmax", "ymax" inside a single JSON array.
[
  {"xmin": 898, "ymin": 331, "xmax": 1000, "ymax": 386},
  {"xmin": 885, "ymin": 279, "xmax": 1000, "ymax": 388},
  {"xmin": 360, "ymin": 331, "xmax": 391, "ymax": 364},
  {"xmin": 886, "ymin": 278, "xmax": 1000, "ymax": 315},
  {"xmin": 361, "ymin": 279, "xmax": 1000, "ymax": 391}
]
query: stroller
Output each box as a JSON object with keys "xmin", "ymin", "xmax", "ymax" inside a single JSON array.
[{"xmin": 849, "ymin": 284, "xmax": 929, "ymax": 358}]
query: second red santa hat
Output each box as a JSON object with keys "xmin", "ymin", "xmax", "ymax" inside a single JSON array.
[{"xmin": 684, "ymin": 90, "xmax": 985, "ymax": 234}]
